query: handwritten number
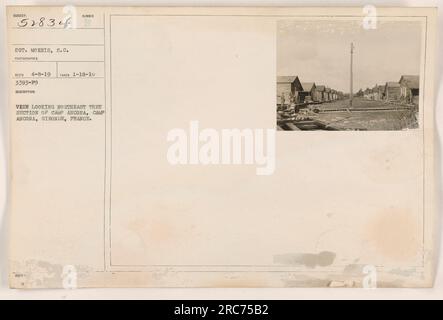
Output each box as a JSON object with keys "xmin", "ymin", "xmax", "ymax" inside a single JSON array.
[
  {"xmin": 17, "ymin": 18, "xmax": 28, "ymax": 27},
  {"xmin": 17, "ymin": 17, "xmax": 66, "ymax": 28},
  {"xmin": 63, "ymin": 16, "xmax": 72, "ymax": 29}
]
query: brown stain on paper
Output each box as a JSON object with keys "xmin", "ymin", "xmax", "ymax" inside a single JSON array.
[
  {"xmin": 365, "ymin": 207, "xmax": 420, "ymax": 261},
  {"xmin": 128, "ymin": 218, "xmax": 180, "ymax": 246}
]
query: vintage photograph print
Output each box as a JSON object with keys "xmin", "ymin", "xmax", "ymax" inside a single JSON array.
[{"xmin": 277, "ymin": 20, "xmax": 422, "ymax": 131}]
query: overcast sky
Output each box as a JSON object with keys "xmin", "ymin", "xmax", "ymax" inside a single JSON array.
[{"xmin": 277, "ymin": 20, "xmax": 422, "ymax": 93}]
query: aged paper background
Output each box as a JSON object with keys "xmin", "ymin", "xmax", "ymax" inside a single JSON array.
[
  {"xmin": 6, "ymin": 6, "xmax": 438, "ymax": 289},
  {"xmin": 0, "ymin": 0, "xmax": 442, "ymax": 298}
]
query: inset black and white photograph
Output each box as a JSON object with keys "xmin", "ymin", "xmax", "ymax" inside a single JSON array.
[{"xmin": 277, "ymin": 20, "xmax": 422, "ymax": 131}]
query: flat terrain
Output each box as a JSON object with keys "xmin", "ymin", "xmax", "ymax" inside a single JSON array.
[
  {"xmin": 309, "ymin": 98, "xmax": 418, "ymax": 131},
  {"xmin": 318, "ymin": 98, "xmax": 407, "ymax": 111}
]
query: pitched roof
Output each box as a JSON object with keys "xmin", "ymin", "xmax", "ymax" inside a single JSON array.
[
  {"xmin": 386, "ymin": 82, "xmax": 400, "ymax": 88},
  {"xmin": 399, "ymin": 75, "xmax": 420, "ymax": 90},
  {"xmin": 316, "ymin": 85, "xmax": 326, "ymax": 91},
  {"xmin": 301, "ymin": 82, "xmax": 316, "ymax": 92},
  {"xmin": 277, "ymin": 76, "xmax": 298, "ymax": 83}
]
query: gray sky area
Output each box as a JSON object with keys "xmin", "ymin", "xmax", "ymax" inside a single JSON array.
[{"xmin": 277, "ymin": 20, "xmax": 422, "ymax": 93}]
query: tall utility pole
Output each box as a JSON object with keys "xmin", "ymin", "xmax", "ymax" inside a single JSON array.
[{"xmin": 350, "ymin": 42, "xmax": 355, "ymax": 109}]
